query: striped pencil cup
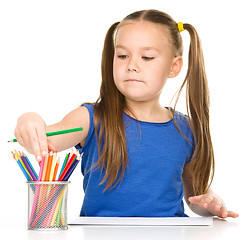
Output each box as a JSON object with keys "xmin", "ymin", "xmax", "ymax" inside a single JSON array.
[{"xmin": 27, "ymin": 181, "xmax": 69, "ymax": 230}]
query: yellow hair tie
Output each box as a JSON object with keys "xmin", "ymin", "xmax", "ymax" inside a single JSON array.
[{"xmin": 178, "ymin": 22, "xmax": 185, "ymax": 32}]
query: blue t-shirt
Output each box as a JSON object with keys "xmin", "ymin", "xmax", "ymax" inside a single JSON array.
[{"xmin": 76, "ymin": 104, "xmax": 194, "ymax": 217}]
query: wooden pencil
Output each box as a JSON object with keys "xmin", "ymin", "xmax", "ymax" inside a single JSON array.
[
  {"xmin": 14, "ymin": 150, "xmax": 33, "ymax": 180},
  {"xmin": 49, "ymin": 152, "xmax": 57, "ymax": 181},
  {"xmin": 12, "ymin": 151, "xmax": 32, "ymax": 181},
  {"xmin": 41, "ymin": 155, "xmax": 48, "ymax": 181},
  {"xmin": 58, "ymin": 153, "xmax": 69, "ymax": 179},
  {"xmin": 58, "ymin": 151, "xmax": 77, "ymax": 181},
  {"xmin": 38, "ymin": 156, "xmax": 45, "ymax": 181},
  {"xmin": 20, "ymin": 153, "xmax": 37, "ymax": 181},
  {"xmin": 53, "ymin": 158, "xmax": 60, "ymax": 181},
  {"xmin": 45, "ymin": 152, "xmax": 53, "ymax": 181},
  {"xmin": 8, "ymin": 127, "xmax": 83, "ymax": 142},
  {"xmin": 23, "ymin": 152, "xmax": 38, "ymax": 180}
]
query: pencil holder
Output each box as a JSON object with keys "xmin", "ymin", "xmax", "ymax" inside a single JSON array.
[{"xmin": 27, "ymin": 181, "xmax": 69, "ymax": 230}]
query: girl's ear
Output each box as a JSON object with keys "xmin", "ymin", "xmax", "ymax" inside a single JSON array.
[{"xmin": 168, "ymin": 56, "xmax": 183, "ymax": 78}]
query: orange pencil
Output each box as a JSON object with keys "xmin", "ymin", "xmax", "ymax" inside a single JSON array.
[
  {"xmin": 45, "ymin": 152, "xmax": 53, "ymax": 181},
  {"xmin": 49, "ymin": 152, "xmax": 57, "ymax": 181},
  {"xmin": 53, "ymin": 158, "xmax": 60, "ymax": 181}
]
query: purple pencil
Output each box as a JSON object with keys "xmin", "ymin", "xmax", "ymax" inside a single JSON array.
[
  {"xmin": 20, "ymin": 154, "xmax": 37, "ymax": 181},
  {"xmin": 62, "ymin": 159, "xmax": 79, "ymax": 181}
]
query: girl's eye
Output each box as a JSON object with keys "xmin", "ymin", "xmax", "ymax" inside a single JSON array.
[
  {"xmin": 118, "ymin": 55, "xmax": 128, "ymax": 59},
  {"xmin": 142, "ymin": 56, "xmax": 154, "ymax": 61}
]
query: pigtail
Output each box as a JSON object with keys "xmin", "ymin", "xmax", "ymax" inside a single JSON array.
[
  {"xmin": 93, "ymin": 22, "xmax": 128, "ymax": 192},
  {"xmin": 182, "ymin": 24, "xmax": 215, "ymax": 196}
]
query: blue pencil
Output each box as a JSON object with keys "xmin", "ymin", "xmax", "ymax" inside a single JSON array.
[
  {"xmin": 11, "ymin": 151, "xmax": 31, "ymax": 181},
  {"xmin": 20, "ymin": 155, "xmax": 37, "ymax": 181},
  {"xmin": 23, "ymin": 152, "xmax": 38, "ymax": 180},
  {"xmin": 16, "ymin": 158, "xmax": 32, "ymax": 181},
  {"xmin": 12, "ymin": 152, "xmax": 35, "ymax": 192}
]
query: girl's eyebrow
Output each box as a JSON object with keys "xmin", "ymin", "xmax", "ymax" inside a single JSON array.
[{"xmin": 115, "ymin": 44, "xmax": 160, "ymax": 53}]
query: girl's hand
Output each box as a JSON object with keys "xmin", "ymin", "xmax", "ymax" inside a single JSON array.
[
  {"xmin": 188, "ymin": 189, "xmax": 239, "ymax": 218},
  {"xmin": 14, "ymin": 112, "xmax": 55, "ymax": 162}
]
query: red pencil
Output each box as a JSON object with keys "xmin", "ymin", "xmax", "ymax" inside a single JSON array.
[{"xmin": 58, "ymin": 152, "xmax": 77, "ymax": 181}]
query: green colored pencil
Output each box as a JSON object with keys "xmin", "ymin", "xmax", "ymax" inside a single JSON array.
[{"xmin": 8, "ymin": 127, "xmax": 83, "ymax": 143}]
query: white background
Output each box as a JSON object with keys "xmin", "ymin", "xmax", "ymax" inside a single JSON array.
[{"xmin": 0, "ymin": 0, "xmax": 247, "ymax": 229}]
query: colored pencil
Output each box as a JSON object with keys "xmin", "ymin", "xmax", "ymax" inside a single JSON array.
[
  {"xmin": 53, "ymin": 158, "xmax": 60, "ymax": 181},
  {"xmin": 20, "ymin": 154, "xmax": 37, "ymax": 181},
  {"xmin": 44, "ymin": 194, "xmax": 60, "ymax": 227},
  {"xmin": 45, "ymin": 152, "xmax": 53, "ymax": 181},
  {"xmin": 12, "ymin": 152, "xmax": 32, "ymax": 181},
  {"xmin": 58, "ymin": 152, "xmax": 78, "ymax": 181},
  {"xmin": 51, "ymin": 186, "xmax": 66, "ymax": 226},
  {"xmin": 58, "ymin": 153, "xmax": 69, "ymax": 179},
  {"xmin": 14, "ymin": 150, "xmax": 31, "ymax": 179},
  {"xmin": 38, "ymin": 156, "xmax": 45, "ymax": 181},
  {"xmin": 13, "ymin": 149, "xmax": 81, "ymax": 183},
  {"xmin": 49, "ymin": 153, "xmax": 57, "ymax": 181},
  {"xmin": 12, "ymin": 148, "xmax": 81, "ymax": 228},
  {"xmin": 41, "ymin": 155, "xmax": 48, "ymax": 181},
  {"xmin": 23, "ymin": 152, "xmax": 38, "ymax": 180},
  {"xmin": 30, "ymin": 184, "xmax": 63, "ymax": 227},
  {"xmin": 62, "ymin": 159, "xmax": 80, "ymax": 181},
  {"xmin": 8, "ymin": 127, "xmax": 83, "ymax": 142}
]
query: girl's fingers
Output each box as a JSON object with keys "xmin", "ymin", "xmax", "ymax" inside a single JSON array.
[
  {"xmin": 218, "ymin": 207, "xmax": 239, "ymax": 218},
  {"xmin": 188, "ymin": 193, "xmax": 239, "ymax": 219},
  {"xmin": 29, "ymin": 131, "xmax": 42, "ymax": 161},
  {"xmin": 14, "ymin": 132, "xmax": 25, "ymax": 147},
  {"xmin": 200, "ymin": 196, "xmax": 213, "ymax": 208},
  {"xmin": 218, "ymin": 206, "xmax": 228, "ymax": 218},
  {"xmin": 15, "ymin": 125, "xmax": 29, "ymax": 147},
  {"xmin": 48, "ymin": 142, "xmax": 57, "ymax": 152},
  {"xmin": 213, "ymin": 199, "xmax": 224, "ymax": 211},
  {"xmin": 36, "ymin": 128, "xmax": 48, "ymax": 159},
  {"xmin": 188, "ymin": 195, "xmax": 203, "ymax": 204},
  {"xmin": 227, "ymin": 211, "xmax": 239, "ymax": 218}
]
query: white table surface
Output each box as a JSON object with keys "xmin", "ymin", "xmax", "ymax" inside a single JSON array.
[{"xmin": 0, "ymin": 216, "xmax": 244, "ymax": 240}]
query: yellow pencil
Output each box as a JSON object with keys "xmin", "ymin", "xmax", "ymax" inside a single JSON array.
[
  {"xmin": 14, "ymin": 150, "xmax": 32, "ymax": 180},
  {"xmin": 50, "ymin": 187, "xmax": 66, "ymax": 226}
]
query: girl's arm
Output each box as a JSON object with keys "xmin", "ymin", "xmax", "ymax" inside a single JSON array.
[
  {"xmin": 14, "ymin": 106, "xmax": 89, "ymax": 161},
  {"xmin": 182, "ymin": 163, "xmax": 239, "ymax": 218}
]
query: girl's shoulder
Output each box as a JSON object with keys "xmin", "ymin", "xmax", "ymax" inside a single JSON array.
[
  {"xmin": 80, "ymin": 102, "xmax": 94, "ymax": 111},
  {"xmin": 172, "ymin": 109, "xmax": 194, "ymax": 142},
  {"xmin": 173, "ymin": 110, "xmax": 191, "ymax": 126}
]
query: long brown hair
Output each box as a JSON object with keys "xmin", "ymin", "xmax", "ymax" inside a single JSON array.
[{"xmin": 91, "ymin": 9, "xmax": 214, "ymax": 195}]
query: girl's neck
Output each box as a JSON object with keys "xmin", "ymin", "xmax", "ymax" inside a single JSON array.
[{"xmin": 125, "ymin": 99, "xmax": 172, "ymax": 123}]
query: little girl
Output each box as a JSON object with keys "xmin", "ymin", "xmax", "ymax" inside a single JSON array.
[{"xmin": 14, "ymin": 9, "xmax": 238, "ymax": 218}]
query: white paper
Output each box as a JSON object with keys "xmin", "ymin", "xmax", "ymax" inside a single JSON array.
[{"xmin": 69, "ymin": 217, "xmax": 213, "ymax": 226}]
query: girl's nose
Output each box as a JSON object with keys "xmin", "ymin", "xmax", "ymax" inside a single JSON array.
[{"xmin": 127, "ymin": 58, "xmax": 139, "ymax": 72}]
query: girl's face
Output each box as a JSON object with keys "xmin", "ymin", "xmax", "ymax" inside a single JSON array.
[{"xmin": 113, "ymin": 20, "xmax": 181, "ymax": 103}]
